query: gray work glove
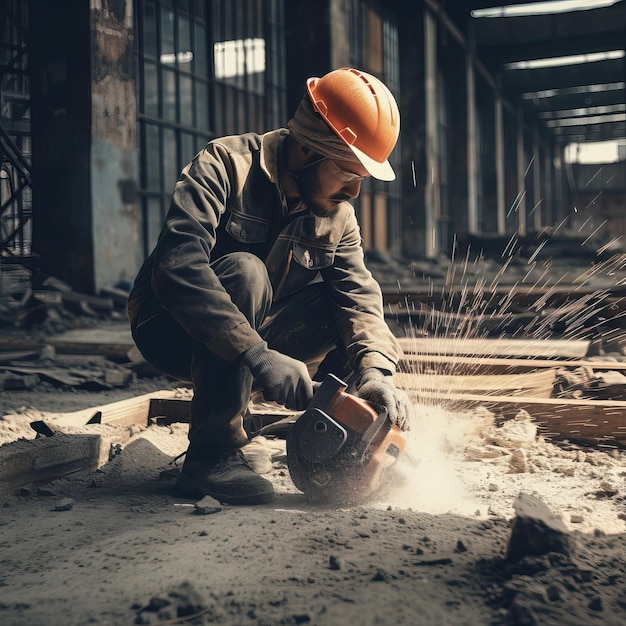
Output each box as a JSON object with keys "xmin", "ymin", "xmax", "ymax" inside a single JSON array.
[
  {"xmin": 240, "ymin": 341, "xmax": 315, "ymax": 410},
  {"xmin": 356, "ymin": 368, "xmax": 411, "ymax": 431}
]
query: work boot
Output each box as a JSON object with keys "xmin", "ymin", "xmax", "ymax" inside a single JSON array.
[{"xmin": 176, "ymin": 449, "xmax": 275, "ymax": 505}]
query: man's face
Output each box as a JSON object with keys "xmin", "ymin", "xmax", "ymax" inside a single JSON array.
[{"xmin": 296, "ymin": 158, "xmax": 370, "ymax": 217}]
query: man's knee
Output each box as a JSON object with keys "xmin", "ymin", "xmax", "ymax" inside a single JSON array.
[
  {"xmin": 212, "ymin": 252, "xmax": 268, "ymax": 287},
  {"xmin": 212, "ymin": 252, "xmax": 273, "ymax": 325}
]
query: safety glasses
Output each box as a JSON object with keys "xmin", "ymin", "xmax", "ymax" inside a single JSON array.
[
  {"xmin": 300, "ymin": 155, "xmax": 367, "ymax": 183},
  {"xmin": 325, "ymin": 158, "xmax": 368, "ymax": 183}
]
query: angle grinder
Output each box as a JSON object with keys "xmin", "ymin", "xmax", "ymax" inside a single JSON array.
[{"xmin": 286, "ymin": 373, "xmax": 407, "ymax": 503}]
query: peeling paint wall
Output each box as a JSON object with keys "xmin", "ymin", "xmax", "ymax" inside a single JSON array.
[{"xmin": 90, "ymin": 0, "xmax": 139, "ymax": 293}]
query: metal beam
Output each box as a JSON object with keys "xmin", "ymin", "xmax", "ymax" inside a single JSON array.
[
  {"xmin": 478, "ymin": 34, "xmax": 625, "ymax": 65},
  {"xmin": 551, "ymin": 120, "xmax": 626, "ymax": 142},
  {"xmin": 471, "ymin": 3, "xmax": 626, "ymax": 49},
  {"xmin": 502, "ymin": 58, "xmax": 624, "ymax": 93},
  {"xmin": 467, "ymin": 0, "xmax": 587, "ymax": 8},
  {"xmin": 522, "ymin": 86, "xmax": 626, "ymax": 112},
  {"xmin": 423, "ymin": 0, "xmax": 516, "ymax": 114}
]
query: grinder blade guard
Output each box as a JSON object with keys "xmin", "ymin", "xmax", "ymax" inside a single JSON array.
[{"xmin": 286, "ymin": 373, "xmax": 406, "ymax": 502}]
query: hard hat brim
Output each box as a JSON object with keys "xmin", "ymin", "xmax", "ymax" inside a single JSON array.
[{"xmin": 349, "ymin": 143, "xmax": 396, "ymax": 182}]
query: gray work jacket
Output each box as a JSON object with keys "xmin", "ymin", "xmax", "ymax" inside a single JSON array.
[{"xmin": 128, "ymin": 129, "xmax": 402, "ymax": 374}]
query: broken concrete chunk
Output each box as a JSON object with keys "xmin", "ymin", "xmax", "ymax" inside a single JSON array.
[
  {"xmin": 506, "ymin": 493, "xmax": 574, "ymax": 563},
  {"xmin": 54, "ymin": 497, "xmax": 74, "ymax": 511},
  {"xmin": 134, "ymin": 582, "xmax": 208, "ymax": 624},
  {"xmin": 508, "ymin": 449, "xmax": 529, "ymax": 474},
  {"xmin": 1, "ymin": 373, "xmax": 39, "ymax": 390},
  {"xmin": 193, "ymin": 496, "xmax": 222, "ymax": 515}
]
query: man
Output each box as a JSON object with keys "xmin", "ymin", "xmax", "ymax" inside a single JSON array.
[{"xmin": 128, "ymin": 67, "xmax": 411, "ymax": 505}]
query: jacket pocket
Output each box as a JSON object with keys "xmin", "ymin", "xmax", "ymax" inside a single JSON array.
[
  {"xmin": 292, "ymin": 241, "xmax": 335, "ymax": 270},
  {"xmin": 225, "ymin": 212, "xmax": 269, "ymax": 243}
]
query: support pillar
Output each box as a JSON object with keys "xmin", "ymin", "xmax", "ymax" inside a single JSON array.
[
  {"xmin": 30, "ymin": 0, "xmax": 138, "ymax": 293},
  {"xmin": 516, "ymin": 108, "xmax": 527, "ymax": 236},
  {"xmin": 467, "ymin": 53, "xmax": 478, "ymax": 235},
  {"xmin": 424, "ymin": 10, "xmax": 439, "ymax": 257},
  {"xmin": 495, "ymin": 96, "xmax": 505, "ymax": 235}
]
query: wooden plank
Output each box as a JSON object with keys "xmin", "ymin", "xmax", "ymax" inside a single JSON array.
[
  {"xmin": 59, "ymin": 291, "xmax": 114, "ymax": 311},
  {"xmin": 26, "ymin": 389, "xmax": 182, "ymax": 430},
  {"xmin": 0, "ymin": 338, "xmax": 46, "ymax": 352},
  {"xmin": 0, "ymin": 328, "xmax": 134, "ymax": 359},
  {"xmin": 398, "ymin": 337, "xmax": 590, "ymax": 358},
  {"xmin": 47, "ymin": 328, "xmax": 134, "ymax": 360},
  {"xmin": 0, "ymin": 350, "xmax": 39, "ymax": 363},
  {"xmin": 2, "ymin": 365, "xmax": 88, "ymax": 387},
  {"xmin": 383, "ymin": 284, "xmax": 626, "ymax": 306},
  {"xmin": 86, "ymin": 390, "xmax": 182, "ymax": 427},
  {"xmin": 395, "ymin": 369, "xmax": 556, "ymax": 398},
  {"xmin": 0, "ymin": 430, "xmax": 128, "ymax": 492},
  {"xmin": 400, "ymin": 354, "xmax": 626, "ymax": 375},
  {"xmin": 414, "ymin": 390, "xmax": 626, "ymax": 448}
]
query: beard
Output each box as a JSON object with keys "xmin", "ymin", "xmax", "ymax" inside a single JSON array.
[{"xmin": 296, "ymin": 164, "xmax": 348, "ymax": 217}]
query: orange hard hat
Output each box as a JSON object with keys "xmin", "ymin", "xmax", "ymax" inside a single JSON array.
[{"xmin": 306, "ymin": 67, "xmax": 400, "ymax": 181}]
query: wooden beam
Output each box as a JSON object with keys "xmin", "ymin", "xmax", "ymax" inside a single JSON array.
[
  {"xmin": 0, "ymin": 327, "xmax": 135, "ymax": 360},
  {"xmin": 23, "ymin": 389, "xmax": 184, "ymax": 430},
  {"xmin": 414, "ymin": 390, "xmax": 626, "ymax": 448},
  {"xmin": 396, "ymin": 369, "xmax": 556, "ymax": 398},
  {"xmin": 382, "ymin": 285, "xmax": 626, "ymax": 308},
  {"xmin": 398, "ymin": 337, "xmax": 590, "ymax": 358},
  {"xmin": 400, "ymin": 354, "xmax": 626, "ymax": 375},
  {"xmin": 0, "ymin": 429, "xmax": 129, "ymax": 492}
]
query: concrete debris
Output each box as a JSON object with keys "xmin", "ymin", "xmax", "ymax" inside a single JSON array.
[
  {"xmin": 193, "ymin": 495, "xmax": 222, "ymax": 515},
  {"xmin": 53, "ymin": 497, "xmax": 74, "ymax": 511},
  {"xmin": 133, "ymin": 581, "xmax": 212, "ymax": 624},
  {"xmin": 506, "ymin": 494, "xmax": 574, "ymax": 563},
  {"xmin": 509, "ymin": 449, "xmax": 530, "ymax": 474}
]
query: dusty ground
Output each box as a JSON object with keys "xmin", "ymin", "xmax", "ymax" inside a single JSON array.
[{"xmin": 1, "ymin": 374, "xmax": 626, "ymax": 625}]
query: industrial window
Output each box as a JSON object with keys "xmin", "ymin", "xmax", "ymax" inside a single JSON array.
[
  {"xmin": 135, "ymin": 0, "xmax": 286, "ymax": 257},
  {"xmin": 347, "ymin": 0, "xmax": 401, "ymax": 252},
  {"xmin": 0, "ymin": 0, "xmax": 31, "ymax": 264}
]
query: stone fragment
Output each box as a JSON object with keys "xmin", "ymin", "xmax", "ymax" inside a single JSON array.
[
  {"xmin": 508, "ymin": 449, "xmax": 528, "ymax": 473},
  {"xmin": 490, "ymin": 411, "xmax": 537, "ymax": 448},
  {"xmin": 193, "ymin": 496, "xmax": 222, "ymax": 515},
  {"xmin": 54, "ymin": 497, "xmax": 74, "ymax": 511},
  {"xmin": 506, "ymin": 493, "xmax": 574, "ymax": 563},
  {"xmin": 464, "ymin": 444, "xmax": 509, "ymax": 460},
  {"xmin": 596, "ymin": 481, "xmax": 618, "ymax": 497}
]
